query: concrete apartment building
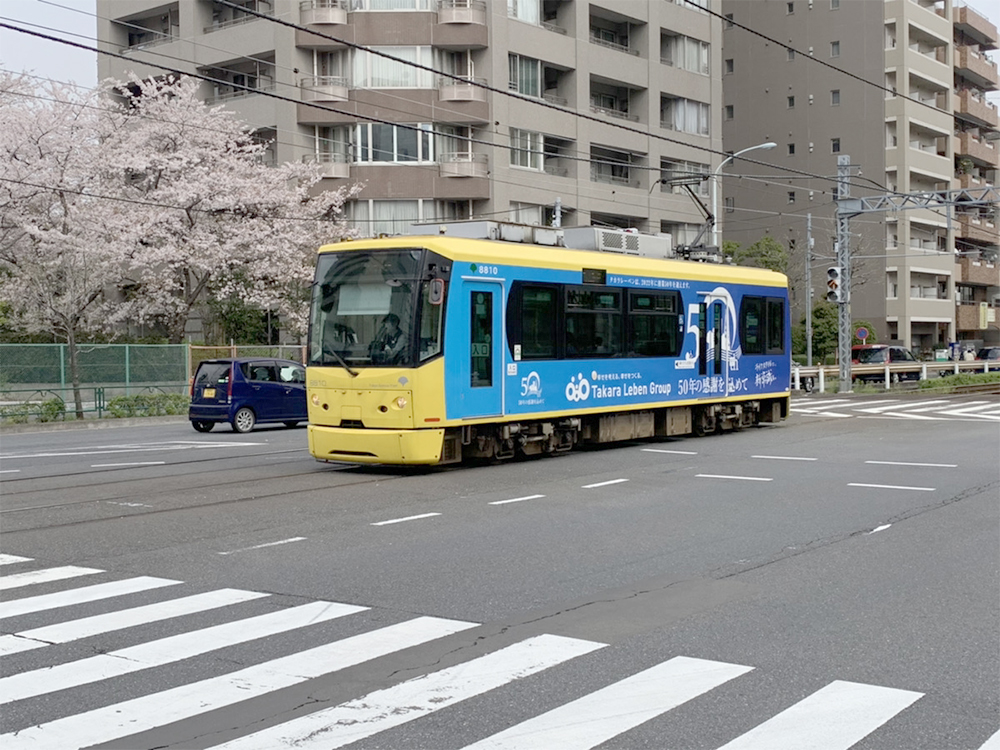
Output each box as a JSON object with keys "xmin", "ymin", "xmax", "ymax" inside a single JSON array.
[
  {"xmin": 96, "ymin": 0, "xmax": 725, "ymax": 248},
  {"xmin": 721, "ymin": 0, "xmax": 999, "ymax": 356}
]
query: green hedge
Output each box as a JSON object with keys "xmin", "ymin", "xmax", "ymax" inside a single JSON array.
[
  {"xmin": 0, "ymin": 397, "xmax": 67, "ymax": 424},
  {"xmin": 105, "ymin": 393, "xmax": 190, "ymax": 418}
]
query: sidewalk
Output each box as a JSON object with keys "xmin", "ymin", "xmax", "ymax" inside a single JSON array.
[{"xmin": 0, "ymin": 415, "xmax": 187, "ymax": 435}]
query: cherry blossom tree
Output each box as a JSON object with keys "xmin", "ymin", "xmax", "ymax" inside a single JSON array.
[
  {"xmin": 1, "ymin": 72, "xmax": 358, "ymax": 416},
  {"xmin": 103, "ymin": 75, "xmax": 359, "ymax": 343}
]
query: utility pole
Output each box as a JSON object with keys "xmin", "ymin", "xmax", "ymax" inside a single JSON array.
[
  {"xmin": 835, "ymin": 156, "xmax": 854, "ymax": 392},
  {"xmin": 806, "ymin": 213, "xmax": 813, "ymax": 367}
]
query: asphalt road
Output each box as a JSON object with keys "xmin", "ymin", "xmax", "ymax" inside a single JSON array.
[{"xmin": 1, "ymin": 393, "xmax": 998, "ymax": 749}]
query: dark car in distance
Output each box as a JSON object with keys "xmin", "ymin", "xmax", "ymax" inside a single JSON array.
[
  {"xmin": 977, "ymin": 346, "xmax": 1000, "ymax": 362},
  {"xmin": 851, "ymin": 344, "xmax": 921, "ymax": 384},
  {"xmin": 189, "ymin": 358, "xmax": 307, "ymax": 433}
]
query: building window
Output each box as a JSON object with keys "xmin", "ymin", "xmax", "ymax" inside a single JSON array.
[
  {"xmin": 831, "ymin": 137, "xmax": 841, "ymax": 153},
  {"xmin": 831, "ymin": 0, "xmax": 840, "ymax": 8},
  {"xmin": 661, "ymin": 159, "xmax": 710, "ymax": 197},
  {"xmin": 353, "ymin": 46, "xmax": 433, "ymax": 88},
  {"xmin": 788, "ymin": 191, "xmax": 796, "ymax": 203},
  {"xmin": 831, "ymin": 89, "xmax": 840, "ymax": 105},
  {"xmin": 661, "ymin": 34, "xmax": 710, "ymax": 75},
  {"xmin": 724, "ymin": 58, "xmax": 734, "ymax": 74},
  {"xmin": 724, "ymin": 104, "xmax": 734, "ymax": 120},
  {"xmin": 510, "ymin": 128, "xmax": 543, "ymax": 170},
  {"xmin": 507, "ymin": 0, "xmax": 540, "ymax": 25},
  {"xmin": 787, "ymin": 2, "xmax": 794, "ymax": 14},
  {"xmin": 724, "ymin": 13, "xmax": 734, "ymax": 28},
  {"xmin": 787, "ymin": 143, "xmax": 795, "ymax": 155},
  {"xmin": 787, "ymin": 95, "xmax": 795, "ymax": 108},
  {"xmin": 787, "ymin": 48, "xmax": 795, "ymax": 61},
  {"xmin": 355, "ymin": 123, "xmax": 434, "ymax": 163},
  {"xmin": 724, "ymin": 197, "xmax": 734, "ymax": 212},
  {"xmin": 662, "ymin": 96, "xmax": 711, "ymax": 135},
  {"xmin": 830, "ymin": 40, "xmax": 840, "ymax": 57},
  {"xmin": 509, "ymin": 53, "xmax": 542, "ymax": 97}
]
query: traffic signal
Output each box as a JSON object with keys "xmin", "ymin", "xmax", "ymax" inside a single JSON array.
[{"xmin": 826, "ymin": 266, "xmax": 845, "ymax": 303}]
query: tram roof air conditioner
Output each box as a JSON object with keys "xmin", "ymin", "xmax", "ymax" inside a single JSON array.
[{"xmin": 562, "ymin": 227, "xmax": 674, "ymax": 259}]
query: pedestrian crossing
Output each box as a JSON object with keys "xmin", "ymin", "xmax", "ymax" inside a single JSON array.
[
  {"xmin": 1, "ymin": 556, "xmax": 996, "ymax": 749},
  {"xmin": 794, "ymin": 397, "xmax": 1000, "ymax": 421}
]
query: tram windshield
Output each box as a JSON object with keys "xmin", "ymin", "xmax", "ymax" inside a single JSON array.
[{"xmin": 309, "ymin": 249, "xmax": 427, "ymax": 369}]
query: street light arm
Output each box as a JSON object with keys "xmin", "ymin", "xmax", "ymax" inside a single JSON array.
[{"xmin": 710, "ymin": 141, "xmax": 777, "ymax": 248}]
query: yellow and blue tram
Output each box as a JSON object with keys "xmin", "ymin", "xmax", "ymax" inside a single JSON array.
[{"xmin": 306, "ymin": 227, "xmax": 790, "ymax": 465}]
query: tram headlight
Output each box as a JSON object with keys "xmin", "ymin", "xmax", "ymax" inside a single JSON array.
[
  {"xmin": 310, "ymin": 393, "xmax": 320, "ymax": 406},
  {"xmin": 395, "ymin": 396, "xmax": 408, "ymax": 409}
]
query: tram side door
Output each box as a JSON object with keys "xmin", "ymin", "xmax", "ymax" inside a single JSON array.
[{"xmin": 464, "ymin": 282, "xmax": 503, "ymax": 418}]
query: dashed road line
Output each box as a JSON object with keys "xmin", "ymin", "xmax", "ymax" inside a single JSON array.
[{"xmin": 371, "ymin": 513, "xmax": 441, "ymax": 526}]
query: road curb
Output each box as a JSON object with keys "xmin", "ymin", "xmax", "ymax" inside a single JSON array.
[{"xmin": 0, "ymin": 415, "xmax": 189, "ymax": 435}]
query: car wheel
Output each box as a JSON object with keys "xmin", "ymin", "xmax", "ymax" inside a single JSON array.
[
  {"xmin": 192, "ymin": 421, "xmax": 214, "ymax": 433},
  {"xmin": 232, "ymin": 407, "xmax": 256, "ymax": 433},
  {"xmin": 283, "ymin": 421, "xmax": 299, "ymax": 428}
]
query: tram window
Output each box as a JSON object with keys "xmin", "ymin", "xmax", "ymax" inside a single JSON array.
[
  {"xmin": 741, "ymin": 297, "xmax": 764, "ymax": 355},
  {"xmin": 565, "ymin": 287, "xmax": 621, "ymax": 357},
  {"xmin": 629, "ymin": 292, "xmax": 681, "ymax": 356},
  {"xmin": 767, "ymin": 298, "xmax": 785, "ymax": 354},
  {"xmin": 520, "ymin": 286, "xmax": 556, "ymax": 358},
  {"xmin": 418, "ymin": 280, "xmax": 445, "ymax": 362},
  {"xmin": 471, "ymin": 291, "xmax": 492, "ymax": 387},
  {"xmin": 713, "ymin": 303, "xmax": 723, "ymax": 374}
]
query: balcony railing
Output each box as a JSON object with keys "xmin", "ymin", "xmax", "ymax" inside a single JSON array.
[
  {"xmin": 438, "ymin": 0, "xmax": 487, "ymax": 25},
  {"xmin": 120, "ymin": 35, "xmax": 175, "ymax": 54},
  {"xmin": 439, "ymin": 152, "xmax": 487, "ymax": 178},
  {"xmin": 590, "ymin": 165, "xmax": 636, "ymax": 187},
  {"xmin": 589, "ymin": 34, "xmax": 639, "ymax": 56},
  {"xmin": 210, "ymin": 81, "xmax": 275, "ymax": 103},
  {"xmin": 438, "ymin": 76, "xmax": 487, "ymax": 102},
  {"xmin": 300, "ymin": 76, "xmax": 350, "ymax": 102},
  {"xmin": 204, "ymin": 11, "xmax": 271, "ymax": 34},
  {"xmin": 303, "ymin": 152, "xmax": 350, "ymax": 179},
  {"xmin": 300, "ymin": 0, "xmax": 348, "ymax": 25},
  {"xmin": 591, "ymin": 104, "xmax": 638, "ymax": 122}
]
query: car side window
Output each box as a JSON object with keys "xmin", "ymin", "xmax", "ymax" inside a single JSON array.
[
  {"xmin": 250, "ymin": 364, "xmax": 277, "ymax": 382},
  {"xmin": 279, "ymin": 365, "xmax": 305, "ymax": 383}
]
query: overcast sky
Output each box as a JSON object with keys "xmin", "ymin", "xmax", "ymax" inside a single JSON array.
[{"xmin": 0, "ymin": 0, "xmax": 97, "ymax": 89}]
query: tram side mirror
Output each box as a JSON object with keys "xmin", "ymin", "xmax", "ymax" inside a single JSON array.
[{"xmin": 429, "ymin": 278, "xmax": 445, "ymax": 305}]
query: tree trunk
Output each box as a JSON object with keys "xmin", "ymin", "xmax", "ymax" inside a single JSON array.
[{"xmin": 65, "ymin": 327, "xmax": 85, "ymax": 420}]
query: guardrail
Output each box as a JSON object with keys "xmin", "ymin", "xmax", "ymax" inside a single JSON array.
[{"xmin": 793, "ymin": 360, "xmax": 996, "ymax": 393}]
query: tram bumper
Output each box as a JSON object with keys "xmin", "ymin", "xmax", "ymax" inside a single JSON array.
[{"xmin": 308, "ymin": 424, "xmax": 446, "ymax": 465}]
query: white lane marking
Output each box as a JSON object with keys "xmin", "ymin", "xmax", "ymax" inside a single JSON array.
[
  {"xmin": 0, "ymin": 442, "xmax": 264, "ymax": 460},
  {"xmin": 0, "ymin": 566, "xmax": 103, "ymax": 592},
  {"xmin": 371, "ymin": 512, "xmax": 441, "ymax": 526},
  {"xmin": 848, "ymin": 483, "xmax": 936, "ymax": 492},
  {"xmin": 978, "ymin": 728, "xmax": 1000, "ymax": 749},
  {"xmin": 799, "ymin": 412, "xmax": 853, "ymax": 418},
  {"xmin": 217, "ymin": 634, "xmax": 606, "ymax": 750},
  {"xmin": 865, "ymin": 460, "xmax": 957, "ymax": 468},
  {"xmin": 0, "ymin": 470, "xmax": 21, "ymax": 474},
  {"xmin": 641, "ymin": 448, "xmax": 698, "ymax": 455},
  {"xmin": 860, "ymin": 412, "xmax": 939, "ymax": 421},
  {"xmin": 0, "ymin": 554, "xmax": 31, "ymax": 566},
  {"xmin": 582, "ymin": 479, "xmax": 629, "ymax": 489},
  {"xmin": 868, "ymin": 524, "xmax": 892, "ymax": 535},
  {"xmin": 0, "ymin": 577, "xmax": 181, "ymax": 619},
  {"xmin": 697, "ymin": 475, "xmax": 773, "ymax": 482},
  {"xmin": 0, "ymin": 600, "xmax": 366, "ymax": 704},
  {"xmin": 0, "ymin": 588, "xmax": 269, "ymax": 657},
  {"xmin": 857, "ymin": 400, "xmax": 948, "ymax": 413},
  {"xmin": 751, "ymin": 455, "xmax": 817, "ymax": 461},
  {"xmin": 462, "ymin": 655, "xmax": 753, "ymax": 750},
  {"xmin": 91, "ymin": 462, "xmax": 166, "ymax": 468},
  {"xmin": 105, "ymin": 501, "xmax": 152, "ymax": 508},
  {"xmin": 0, "ymin": 616, "xmax": 477, "ymax": 750},
  {"xmin": 490, "ymin": 495, "xmax": 545, "ymax": 506},
  {"xmin": 217, "ymin": 537, "xmax": 307, "ymax": 555},
  {"xmin": 716, "ymin": 680, "xmax": 922, "ymax": 750}
]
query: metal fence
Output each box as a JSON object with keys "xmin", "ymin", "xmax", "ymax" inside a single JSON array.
[
  {"xmin": 188, "ymin": 345, "xmax": 306, "ymax": 376},
  {"xmin": 0, "ymin": 344, "xmax": 189, "ymax": 388}
]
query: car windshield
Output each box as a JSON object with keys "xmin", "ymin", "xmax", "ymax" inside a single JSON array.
[
  {"xmin": 309, "ymin": 249, "xmax": 424, "ymax": 368},
  {"xmin": 857, "ymin": 348, "xmax": 888, "ymax": 364}
]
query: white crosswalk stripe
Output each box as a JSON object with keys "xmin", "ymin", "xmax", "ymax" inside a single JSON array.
[
  {"xmin": 462, "ymin": 655, "xmax": 753, "ymax": 749},
  {"xmin": 0, "ymin": 554, "xmax": 32, "ymax": 566},
  {"xmin": 215, "ymin": 633, "xmax": 606, "ymax": 750},
  {"xmin": 795, "ymin": 396, "xmax": 1000, "ymax": 421},
  {"xmin": 0, "ymin": 566, "xmax": 994, "ymax": 749},
  {"xmin": 0, "ymin": 565, "xmax": 103, "ymax": 591},
  {"xmin": 0, "ymin": 588, "xmax": 269, "ymax": 656}
]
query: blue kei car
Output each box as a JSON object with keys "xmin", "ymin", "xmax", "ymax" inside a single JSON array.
[{"xmin": 188, "ymin": 358, "xmax": 307, "ymax": 433}]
